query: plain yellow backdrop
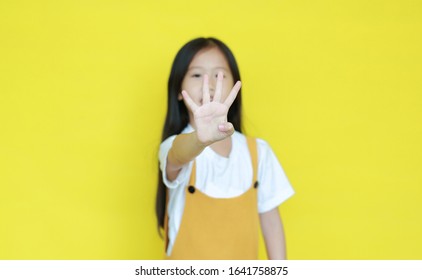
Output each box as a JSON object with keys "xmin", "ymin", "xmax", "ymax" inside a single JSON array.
[{"xmin": 1, "ymin": 0, "xmax": 421, "ymax": 259}]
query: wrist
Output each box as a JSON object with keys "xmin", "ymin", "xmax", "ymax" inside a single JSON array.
[{"xmin": 193, "ymin": 131, "xmax": 212, "ymax": 148}]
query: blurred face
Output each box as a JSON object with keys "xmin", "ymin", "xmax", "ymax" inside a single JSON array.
[{"xmin": 180, "ymin": 47, "xmax": 234, "ymax": 117}]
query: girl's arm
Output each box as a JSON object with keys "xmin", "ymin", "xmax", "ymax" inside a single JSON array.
[
  {"xmin": 166, "ymin": 72, "xmax": 241, "ymax": 182},
  {"xmin": 259, "ymin": 208, "xmax": 287, "ymax": 260},
  {"xmin": 166, "ymin": 131, "xmax": 207, "ymax": 181}
]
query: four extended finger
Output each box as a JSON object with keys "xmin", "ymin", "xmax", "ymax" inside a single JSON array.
[
  {"xmin": 181, "ymin": 90, "xmax": 198, "ymax": 111},
  {"xmin": 223, "ymin": 81, "xmax": 242, "ymax": 107},
  {"xmin": 202, "ymin": 74, "xmax": 210, "ymax": 104}
]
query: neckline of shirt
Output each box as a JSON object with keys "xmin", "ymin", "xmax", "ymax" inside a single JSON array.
[{"xmin": 183, "ymin": 124, "xmax": 238, "ymax": 161}]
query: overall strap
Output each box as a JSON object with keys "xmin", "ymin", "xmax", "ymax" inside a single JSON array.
[
  {"xmin": 188, "ymin": 161, "xmax": 196, "ymax": 186},
  {"xmin": 246, "ymin": 137, "xmax": 258, "ymax": 186}
]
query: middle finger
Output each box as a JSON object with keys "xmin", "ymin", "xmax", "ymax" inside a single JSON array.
[
  {"xmin": 202, "ymin": 74, "xmax": 210, "ymax": 104},
  {"xmin": 214, "ymin": 71, "xmax": 223, "ymax": 102}
]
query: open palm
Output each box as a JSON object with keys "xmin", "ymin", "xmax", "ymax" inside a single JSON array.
[{"xmin": 181, "ymin": 72, "xmax": 242, "ymax": 145}]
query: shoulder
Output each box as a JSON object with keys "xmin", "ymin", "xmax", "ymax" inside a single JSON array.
[
  {"xmin": 255, "ymin": 138, "xmax": 282, "ymax": 166},
  {"xmin": 159, "ymin": 125, "xmax": 193, "ymax": 151},
  {"xmin": 158, "ymin": 135, "xmax": 176, "ymax": 166},
  {"xmin": 256, "ymin": 138, "xmax": 273, "ymax": 155},
  {"xmin": 232, "ymin": 133, "xmax": 278, "ymax": 167},
  {"xmin": 233, "ymin": 132, "xmax": 273, "ymax": 154},
  {"xmin": 159, "ymin": 135, "xmax": 177, "ymax": 153},
  {"xmin": 232, "ymin": 130, "xmax": 247, "ymax": 145}
]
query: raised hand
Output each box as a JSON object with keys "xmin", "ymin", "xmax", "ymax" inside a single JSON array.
[{"xmin": 181, "ymin": 71, "xmax": 241, "ymax": 146}]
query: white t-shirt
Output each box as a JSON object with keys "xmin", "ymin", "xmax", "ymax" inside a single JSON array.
[{"xmin": 159, "ymin": 124, "xmax": 295, "ymax": 256}]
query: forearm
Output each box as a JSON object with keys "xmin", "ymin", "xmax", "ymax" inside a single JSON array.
[
  {"xmin": 259, "ymin": 208, "xmax": 287, "ymax": 260},
  {"xmin": 166, "ymin": 131, "xmax": 207, "ymax": 181}
]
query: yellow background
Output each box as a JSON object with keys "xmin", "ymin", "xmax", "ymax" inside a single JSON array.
[{"xmin": 1, "ymin": 0, "xmax": 421, "ymax": 259}]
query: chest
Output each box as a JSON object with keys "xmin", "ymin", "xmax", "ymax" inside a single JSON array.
[{"xmin": 193, "ymin": 145, "xmax": 254, "ymax": 198}]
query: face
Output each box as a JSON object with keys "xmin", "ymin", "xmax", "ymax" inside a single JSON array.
[{"xmin": 180, "ymin": 47, "xmax": 235, "ymax": 115}]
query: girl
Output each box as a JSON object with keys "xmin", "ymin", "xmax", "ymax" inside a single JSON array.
[{"xmin": 156, "ymin": 37, "xmax": 294, "ymax": 260}]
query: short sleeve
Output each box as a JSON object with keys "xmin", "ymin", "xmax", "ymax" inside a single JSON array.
[
  {"xmin": 159, "ymin": 135, "xmax": 192, "ymax": 189},
  {"xmin": 256, "ymin": 139, "xmax": 295, "ymax": 213}
]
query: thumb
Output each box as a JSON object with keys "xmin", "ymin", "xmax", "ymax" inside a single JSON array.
[{"xmin": 218, "ymin": 122, "xmax": 234, "ymax": 134}]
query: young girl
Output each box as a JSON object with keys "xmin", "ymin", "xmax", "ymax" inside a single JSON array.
[{"xmin": 156, "ymin": 37, "xmax": 294, "ymax": 260}]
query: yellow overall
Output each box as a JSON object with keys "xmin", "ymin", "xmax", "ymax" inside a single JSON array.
[{"xmin": 165, "ymin": 137, "xmax": 259, "ymax": 260}]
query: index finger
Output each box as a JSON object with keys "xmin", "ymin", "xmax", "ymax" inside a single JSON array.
[{"xmin": 223, "ymin": 81, "xmax": 241, "ymax": 107}]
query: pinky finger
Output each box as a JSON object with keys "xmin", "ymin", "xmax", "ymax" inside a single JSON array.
[{"xmin": 181, "ymin": 91, "xmax": 198, "ymax": 111}]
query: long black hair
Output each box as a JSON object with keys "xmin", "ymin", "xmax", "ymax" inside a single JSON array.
[{"xmin": 156, "ymin": 37, "xmax": 243, "ymax": 231}]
